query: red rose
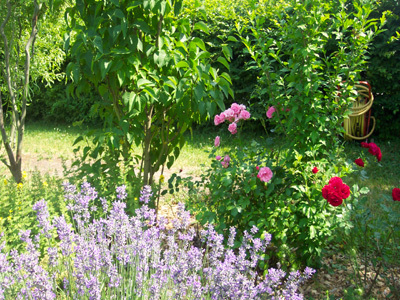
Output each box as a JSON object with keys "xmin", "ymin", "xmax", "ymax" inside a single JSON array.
[
  {"xmin": 361, "ymin": 142, "xmax": 369, "ymax": 148},
  {"xmin": 322, "ymin": 185, "xmax": 332, "ymax": 199},
  {"xmin": 337, "ymin": 184, "xmax": 351, "ymax": 199},
  {"xmin": 327, "ymin": 193, "xmax": 344, "ymax": 206},
  {"xmin": 368, "ymin": 143, "xmax": 380, "ymax": 156},
  {"xmin": 393, "ymin": 188, "xmax": 400, "ymax": 201},
  {"xmin": 322, "ymin": 177, "xmax": 350, "ymax": 206},
  {"xmin": 354, "ymin": 158, "xmax": 364, "ymax": 167},
  {"xmin": 322, "ymin": 185, "xmax": 343, "ymax": 206},
  {"xmin": 312, "ymin": 167, "xmax": 319, "ymax": 174},
  {"xmin": 376, "ymin": 149, "xmax": 382, "ymax": 162},
  {"xmin": 329, "ymin": 177, "xmax": 343, "ymax": 185}
]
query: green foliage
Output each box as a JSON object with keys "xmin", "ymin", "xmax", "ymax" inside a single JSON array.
[
  {"xmin": 240, "ymin": 0, "xmax": 385, "ymax": 156},
  {"xmin": 28, "ymin": 80, "xmax": 100, "ymax": 125},
  {"xmin": 66, "ymin": 0, "xmax": 233, "ymax": 194},
  {"xmin": 338, "ymin": 192, "xmax": 400, "ymax": 298},
  {"xmin": 365, "ymin": 0, "xmax": 400, "ymax": 139},
  {"xmin": 182, "ymin": 0, "xmax": 264, "ymax": 120},
  {"xmin": 0, "ymin": 172, "xmax": 67, "ymax": 253}
]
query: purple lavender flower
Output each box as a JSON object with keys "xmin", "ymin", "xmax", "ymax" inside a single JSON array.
[
  {"xmin": 32, "ymin": 199, "xmax": 53, "ymax": 239},
  {"xmin": 47, "ymin": 247, "xmax": 58, "ymax": 267},
  {"xmin": 116, "ymin": 185, "xmax": 127, "ymax": 200},
  {"xmin": 139, "ymin": 185, "xmax": 152, "ymax": 204},
  {"xmin": 0, "ymin": 183, "xmax": 314, "ymax": 299}
]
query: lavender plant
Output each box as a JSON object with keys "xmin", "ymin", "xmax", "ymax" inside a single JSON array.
[{"xmin": 0, "ymin": 183, "xmax": 314, "ymax": 299}]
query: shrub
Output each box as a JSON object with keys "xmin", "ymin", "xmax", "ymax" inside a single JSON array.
[
  {"xmin": 0, "ymin": 182, "xmax": 314, "ymax": 299},
  {"xmin": 185, "ymin": 104, "xmax": 357, "ymax": 268},
  {"xmin": 240, "ymin": 0, "xmax": 385, "ymax": 155}
]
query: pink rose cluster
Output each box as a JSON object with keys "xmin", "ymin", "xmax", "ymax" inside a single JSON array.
[
  {"xmin": 361, "ymin": 142, "xmax": 382, "ymax": 162},
  {"xmin": 322, "ymin": 177, "xmax": 350, "ymax": 207},
  {"xmin": 221, "ymin": 155, "xmax": 230, "ymax": 168},
  {"xmin": 214, "ymin": 103, "xmax": 251, "ymax": 135}
]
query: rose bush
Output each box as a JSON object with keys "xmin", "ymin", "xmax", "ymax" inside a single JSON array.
[{"xmin": 174, "ymin": 105, "xmax": 359, "ymax": 268}]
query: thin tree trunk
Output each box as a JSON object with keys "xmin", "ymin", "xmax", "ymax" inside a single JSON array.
[
  {"xmin": 0, "ymin": 0, "xmax": 42, "ymax": 183},
  {"xmin": 143, "ymin": 104, "xmax": 154, "ymax": 186}
]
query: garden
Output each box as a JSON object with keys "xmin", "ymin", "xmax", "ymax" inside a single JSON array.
[{"xmin": 0, "ymin": 0, "xmax": 399, "ymax": 299}]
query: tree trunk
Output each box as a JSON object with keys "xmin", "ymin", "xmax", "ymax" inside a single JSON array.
[
  {"xmin": 0, "ymin": 0, "xmax": 42, "ymax": 183},
  {"xmin": 143, "ymin": 104, "xmax": 154, "ymax": 186}
]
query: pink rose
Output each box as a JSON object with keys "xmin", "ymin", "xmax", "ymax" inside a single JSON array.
[
  {"xmin": 266, "ymin": 106, "xmax": 276, "ymax": 119},
  {"xmin": 257, "ymin": 167, "xmax": 273, "ymax": 183},
  {"xmin": 214, "ymin": 115, "xmax": 220, "ymax": 126},
  {"xmin": 214, "ymin": 136, "xmax": 220, "ymax": 147},
  {"xmin": 239, "ymin": 104, "xmax": 246, "ymax": 111},
  {"xmin": 224, "ymin": 108, "xmax": 235, "ymax": 119},
  {"xmin": 228, "ymin": 122, "xmax": 237, "ymax": 134},
  {"xmin": 239, "ymin": 110, "xmax": 251, "ymax": 120},
  {"xmin": 216, "ymin": 155, "xmax": 222, "ymax": 160},
  {"xmin": 230, "ymin": 103, "xmax": 241, "ymax": 114},
  {"xmin": 256, "ymin": 166, "xmax": 259, "ymax": 170},
  {"xmin": 219, "ymin": 112, "xmax": 226, "ymax": 122},
  {"xmin": 221, "ymin": 155, "xmax": 230, "ymax": 168}
]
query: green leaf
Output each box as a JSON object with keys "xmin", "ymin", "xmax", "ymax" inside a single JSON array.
[
  {"xmin": 100, "ymin": 61, "xmax": 112, "ymax": 80},
  {"xmin": 194, "ymin": 83, "xmax": 204, "ymax": 102},
  {"xmin": 217, "ymin": 57, "xmax": 230, "ymax": 70},
  {"xmin": 191, "ymin": 37, "xmax": 206, "ymax": 51},
  {"xmin": 194, "ymin": 21, "xmax": 209, "ymax": 34},
  {"xmin": 222, "ymin": 45, "xmax": 232, "ymax": 61},
  {"xmin": 127, "ymin": 2, "xmax": 142, "ymax": 11},
  {"xmin": 227, "ymin": 35, "xmax": 238, "ymax": 42},
  {"xmin": 359, "ymin": 187, "xmax": 370, "ymax": 194},
  {"xmin": 133, "ymin": 20, "xmax": 152, "ymax": 34},
  {"xmin": 310, "ymin": 225, "xmax": 316, "ymax": 239},
  {"xmin": 175, "ymin": 61, "xmax": 190, "ymax": 69},
  {"xmin": 137, "ymin": 78, "xmax": 153, "ymax": 88},
  {"xmin": 174, "ymin": 0, "xmax": 183, "ymax": 15},
  {"xmin": 154, "ymin": 50, "xmax": 168, "ymax": 67},
  {"xmin": 93, "ymin": 36, "xmax": 103, "ymax": 54}
]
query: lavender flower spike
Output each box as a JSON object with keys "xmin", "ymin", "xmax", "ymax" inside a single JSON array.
[{"xmin": 139, "ymin": 185, "xmax": 153, "ymax": 204}]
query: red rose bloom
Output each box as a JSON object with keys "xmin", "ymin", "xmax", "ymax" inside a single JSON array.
[
  {"xmin": 329, "ymin": 176, "xmax": 343, "ymax": 185},
  {"xmin": 354, "ymin": 158, "xmax": 364, "ymax": 167},
  {"xmin": 376, "ymin": 149, "xmax": 382, "ymax": 162},
  {"xmin": 312, "ymin": 167, "xmax": 319, "ymax": 174},
  {"xmin": 322, "ymin": 177, "xmax": 350, "ymax": 206},
  {"xmin": 322, "ymin": 185, "xmax": 343, "ymax": 206},
  {"xmin": 368, "ymin": 143, "xmax": 380, "ymax": 156},
  {"xmin": 393, "ymin": 188, "xmax": 400, "ymax": 201},
  {"xmin": 361, "ymin": 142, "xmax": 369, "ymax": 148},
  {"xmin": 337, "ymin": 184, "xmax": 351, "ymax": 199}
]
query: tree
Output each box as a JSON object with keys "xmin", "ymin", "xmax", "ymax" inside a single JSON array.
[
  {"xmin": 0, "ymin": 0, "xmax": 66, "ymax": 182},
  {"xmin": 66, "ymin": 0, "xmax": 232, "ymax": 188}
]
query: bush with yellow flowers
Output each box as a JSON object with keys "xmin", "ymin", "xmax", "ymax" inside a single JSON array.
[{"xmin": 0, "ymin": 171, "xmax": 67, "ymax": 252}]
